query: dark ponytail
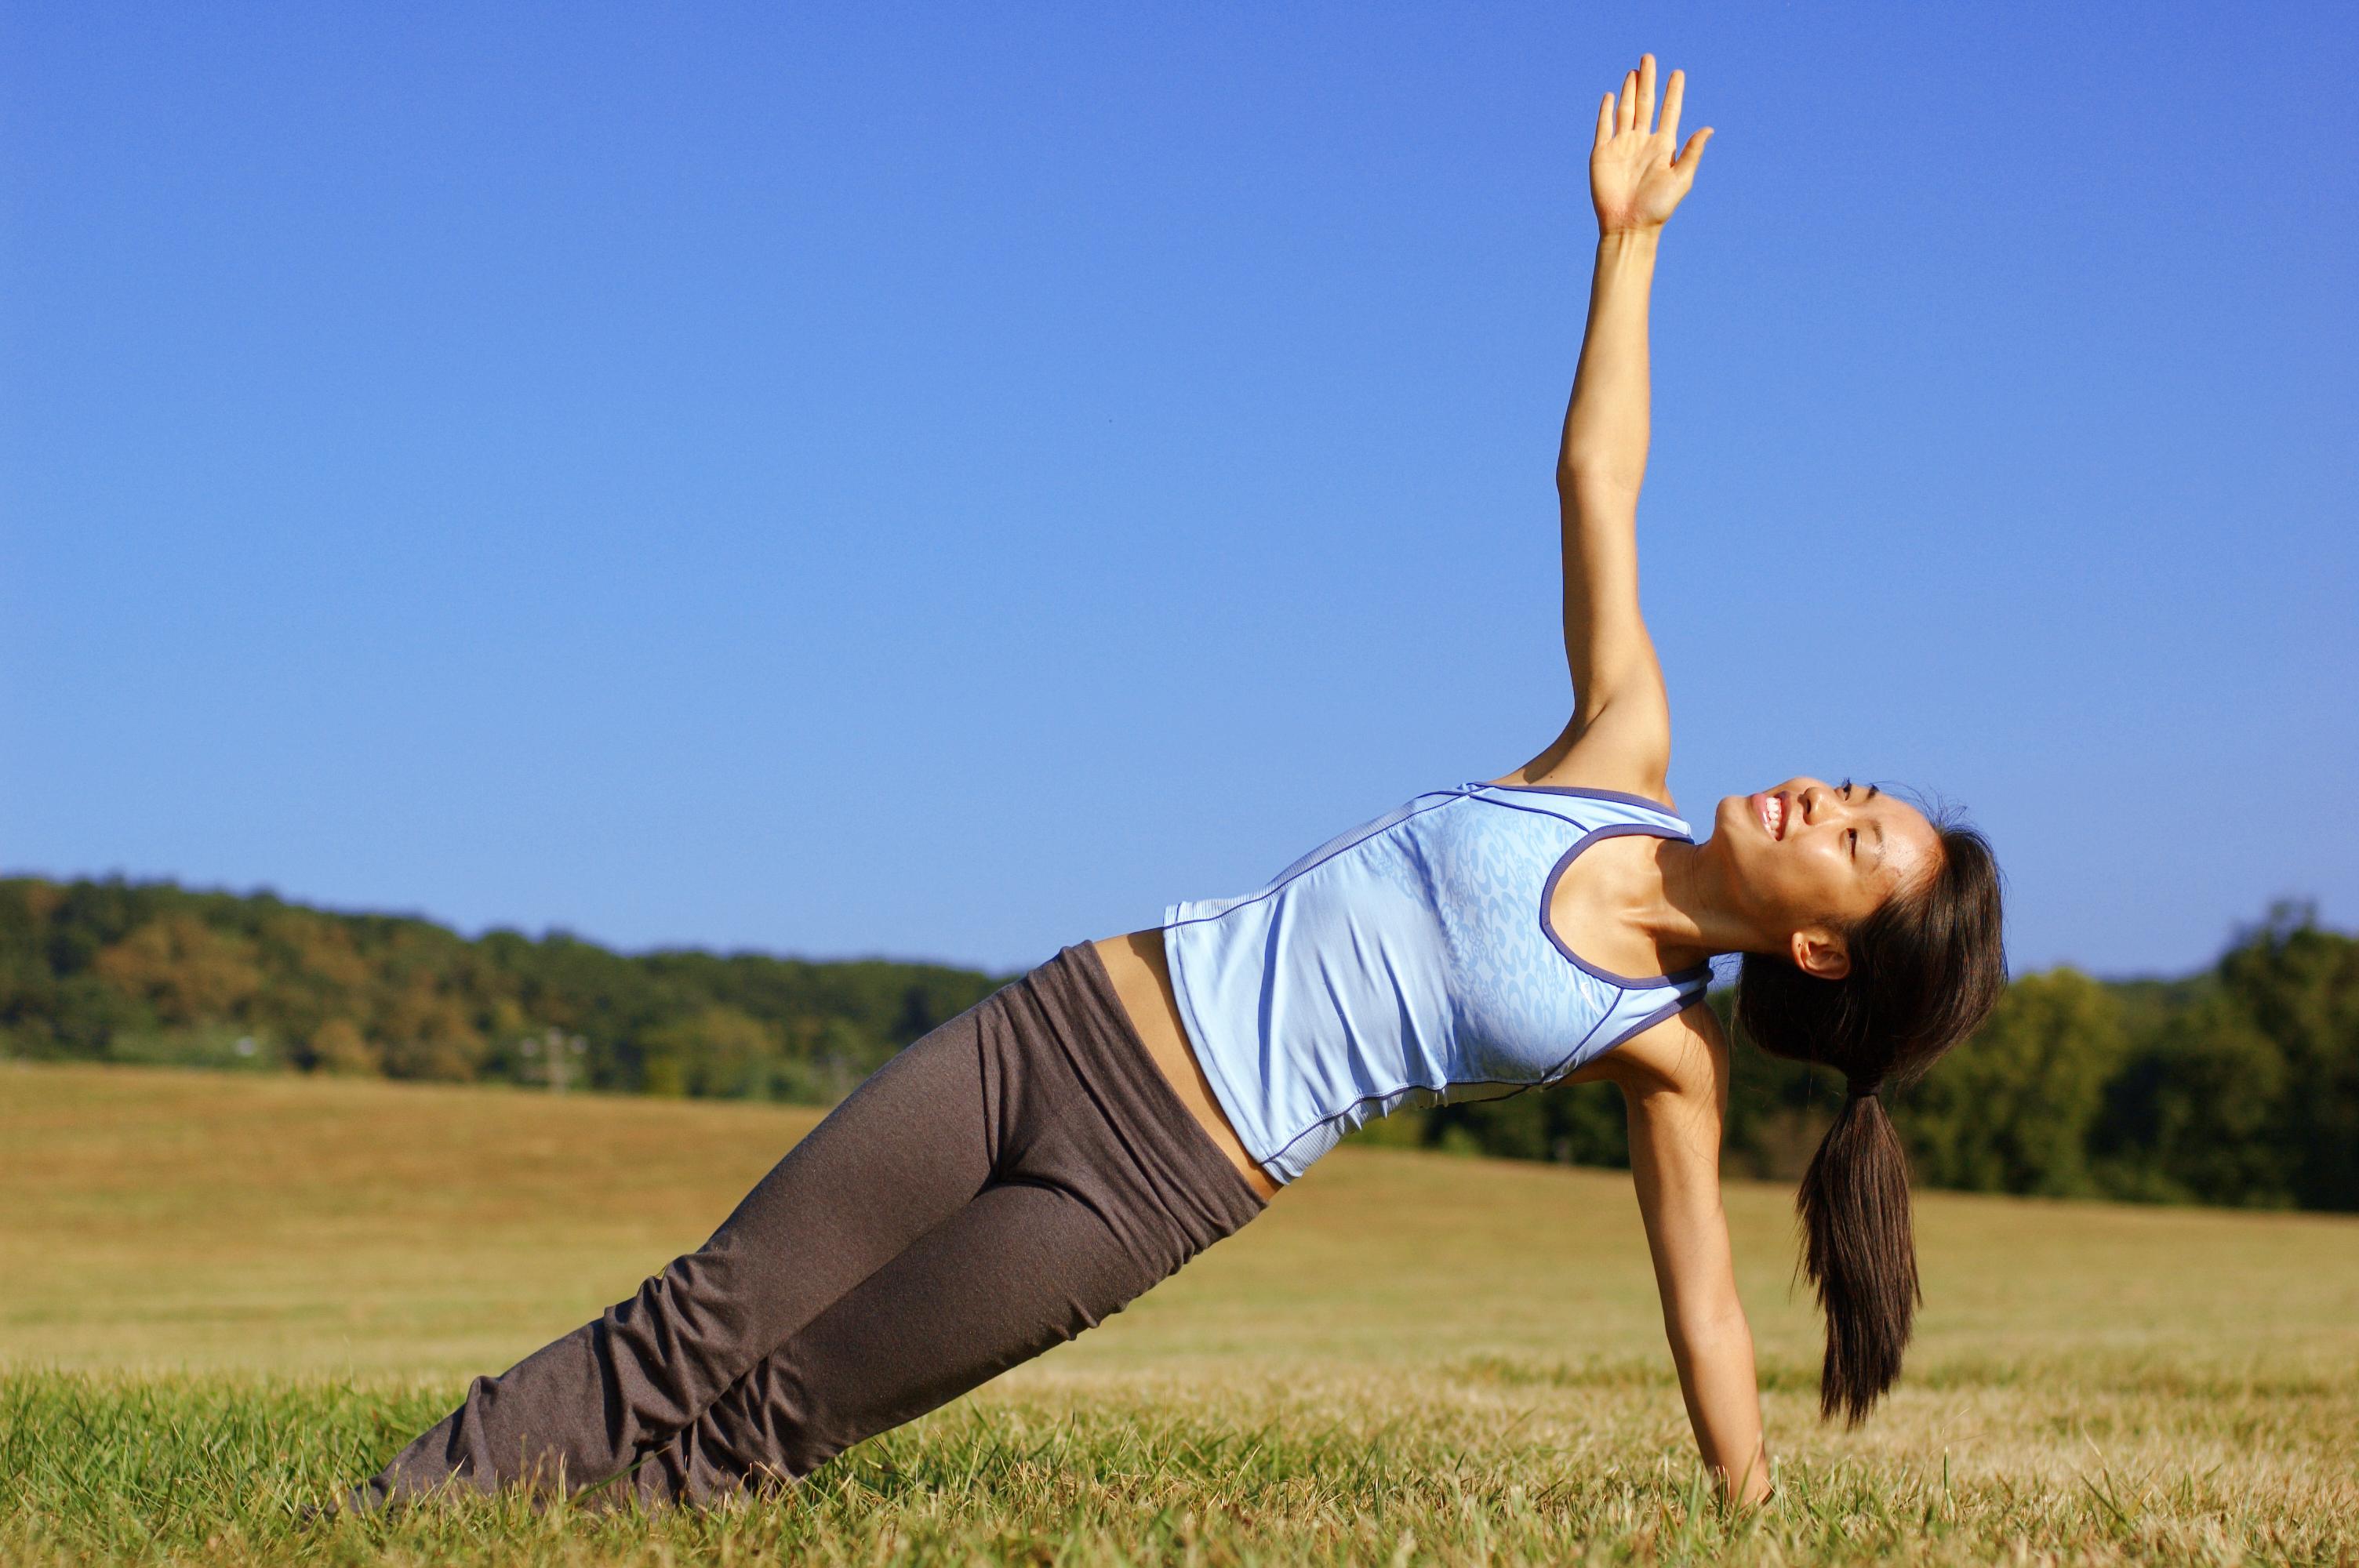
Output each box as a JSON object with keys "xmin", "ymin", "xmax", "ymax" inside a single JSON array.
[{"xmin": 1736, "ymin": 816, "xmax": 2005, "ymax": 1424}]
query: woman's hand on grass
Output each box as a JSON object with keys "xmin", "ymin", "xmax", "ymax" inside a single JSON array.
[{"xmin": 1590, "ymin": 54, "xmax": 1711, "ymax": 237}]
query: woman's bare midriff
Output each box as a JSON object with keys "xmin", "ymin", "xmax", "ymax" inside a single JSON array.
[{"xmin": 1092, "ymin": 931, "xmax": 1281, "ymax": 1201}]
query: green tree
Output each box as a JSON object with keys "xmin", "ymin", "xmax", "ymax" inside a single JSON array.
[
  {"xmin": 0, "ymin": 875, "xmax": 1007, "ymax": 1102},
  {"xmin": 1899, "ymin": 967, "xmax": 2126, "ymax": 1197},
  {"xmin": 638, "ymin": 1007, "xmax": 781, "ymax": 1099},
  {"xmin": 1421, "ymin": 1080, "xmax": 1631, "ymax": 1167},
  {"xmin": 2094, "ymin": 992, "xmax": 2292, "ymax": 1207},
  {"xmin": 2218, "ymin": 907, "xmax": 2359, "ymax": 1210},
  {"xmin": 2092, "ymin": 909, "xmax": 2357, "ymax": 1210}
]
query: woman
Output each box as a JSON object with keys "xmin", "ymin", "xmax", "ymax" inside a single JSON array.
[{"xmin": 354, "ymin": 55, "xmax": 2003, "ymax": 1514}]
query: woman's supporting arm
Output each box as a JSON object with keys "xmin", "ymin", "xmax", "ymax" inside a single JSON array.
[
  {"xmin": 1607, "ymin": 1006, "xmax": 1772, "ymax": 1504},
  {"xmin": 1510, "ymin": 56, "xmax": 1710, "ymax": 800}
]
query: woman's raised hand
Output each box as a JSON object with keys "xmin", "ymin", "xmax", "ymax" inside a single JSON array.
[{"xmin": 1590, "ymin": 55, "xmax": 1711, "ymax": 235}]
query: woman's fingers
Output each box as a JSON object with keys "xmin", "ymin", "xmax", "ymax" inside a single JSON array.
[
  {"xmin": 1602, "ymin": 56, "xmax": 1695, "ymax": 160},
  {"xmin": 1674, "ymin": 127, "xmax": 1713, "ymax": 177},
  {"xmin": 1659, "ymin": 67, "xmax": 1685, "ymax": 147}
]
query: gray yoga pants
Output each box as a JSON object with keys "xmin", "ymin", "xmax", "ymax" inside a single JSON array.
[{"xmin": 358, "ymin": 943, "xmax": 1265, "ymax": 1509}]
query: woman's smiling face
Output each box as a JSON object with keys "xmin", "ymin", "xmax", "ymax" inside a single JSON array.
[{"xmin": 1713, "ymin": 777, "xmax": 1942, "ymax": 971}]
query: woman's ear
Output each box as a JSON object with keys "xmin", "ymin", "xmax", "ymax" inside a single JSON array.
[{"xmin": 1790, "ymin": 927, "xmax": 1852, "ymax": 980}]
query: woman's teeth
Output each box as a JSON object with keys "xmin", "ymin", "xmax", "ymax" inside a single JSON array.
[{"xmin": 1764, "ymin": 795, "xmax": 1784, "ymax": 837}]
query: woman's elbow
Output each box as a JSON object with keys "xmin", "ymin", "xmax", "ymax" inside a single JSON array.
[
  {"xmin": 1669, "ymin": 1299, "xmax": 1754, "ymax": 1356},
  {"xmin": 1558, "ymin": 459, "xmax": 1644, "ymax": 507}
]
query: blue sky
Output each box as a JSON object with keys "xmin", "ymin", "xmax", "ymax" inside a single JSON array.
[{"xmin": 4, "ymin": 1, "xmax": 2353, "ymax": 977}]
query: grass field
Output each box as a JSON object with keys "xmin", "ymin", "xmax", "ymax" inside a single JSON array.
[{"xmin": 3, "ymin": 1061, "xmax": 2354, "ymax": 1565}]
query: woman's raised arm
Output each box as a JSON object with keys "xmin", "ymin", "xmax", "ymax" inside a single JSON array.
[{"xmin": 1507, "ymin": 56, "xmax": 1710, "ymax": 802}]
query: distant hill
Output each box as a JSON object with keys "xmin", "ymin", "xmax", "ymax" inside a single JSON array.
[
  {"xmin": 4, "ymin": 877, "xmax": 2352, "ymax": 1212},
  {"xmin": 0, "ymin": 876, "xmax": 1012, "ymax": 1104}
]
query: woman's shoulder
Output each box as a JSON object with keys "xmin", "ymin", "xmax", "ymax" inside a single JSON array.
[{"xmin": 1564, "ymin": 996, "xmax": 1728, "ymax": 1102}]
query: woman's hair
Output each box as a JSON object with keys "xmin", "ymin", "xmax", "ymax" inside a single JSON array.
[{"xmin": 1736, "ymin": 813, "xmax": 2005, "ymax": 1424}]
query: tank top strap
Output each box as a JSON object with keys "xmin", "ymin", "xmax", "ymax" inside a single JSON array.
[{"xmin": 1462, "ymin": 782, "xmax": 1696, "ymax": 840}]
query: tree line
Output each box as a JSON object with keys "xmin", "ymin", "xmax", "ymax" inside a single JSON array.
[
  {"xmin": 3, "ymin": 877, "xmax": 2352, "ymax": 1212},
  {"xmin": 0, "ymin": 877, "xmax": 1008, "ymax": 1104}
]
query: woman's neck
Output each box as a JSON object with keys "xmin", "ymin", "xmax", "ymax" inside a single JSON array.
[{"xmin": 1637, "ymin": 837, "xmax": 1777, "ymax": 964}]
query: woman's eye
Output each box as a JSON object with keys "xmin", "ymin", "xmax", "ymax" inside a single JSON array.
[
  {"xmin": 1847, "ymin": 828, "xmax": 1858, "ymax": 855},
  {"xmin": 1839, "ymin": 779, "xmax": 1853, "ymax": 798}
]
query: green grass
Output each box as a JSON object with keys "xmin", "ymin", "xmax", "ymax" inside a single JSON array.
[{"xmin": 3, "ymin": 1062, "xmax": 2356, "ymax": 1564}]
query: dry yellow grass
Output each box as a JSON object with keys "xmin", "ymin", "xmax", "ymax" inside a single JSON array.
[
  {"xmin": 1, "ymin": 1062, "xmax": 827, "ymax": 1374},
  {"xmin": 9, "ymin": 1060, "xmax": 2354, "ymax": 1384},
  {"xmin": 3, "ymin": 1060, "xmax": 2355, "ymax": 1565}
]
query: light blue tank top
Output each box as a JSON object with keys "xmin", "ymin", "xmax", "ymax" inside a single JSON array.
[{"xmin": 1161, "ymin": 782, "xmax": 1713, "ymax": 1184}]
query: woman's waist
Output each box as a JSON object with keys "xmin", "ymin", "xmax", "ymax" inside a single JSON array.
[{"xmin": 1092, "ymin": 931, "xmax": 1280, "ymax": 1200}]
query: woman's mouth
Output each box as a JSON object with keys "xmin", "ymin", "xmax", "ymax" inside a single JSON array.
[{"xmin": 1757, "ymin": 792, "xmax": 1787, "ymax": 839}]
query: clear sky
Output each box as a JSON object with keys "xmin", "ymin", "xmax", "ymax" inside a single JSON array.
[{"xmin": 4, "ymin": 2, "xmax": 2353, "ymax": 978}]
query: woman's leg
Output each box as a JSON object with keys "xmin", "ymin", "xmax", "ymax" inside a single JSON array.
[
  {"xmin": 627, "ymin": 1174, "xmax": 1184, "ymax": 1504},
  {"xmin": 357, "ymin": 945, "xmax": 1261, "ymax": 1509},
  {"xmin": 358, "ymin": 995, "xmax": 1005, "ymax": 1506},
  {"xmin": 623, "ymin": 946, "xmax": 1267, "ymax": 1505}
]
